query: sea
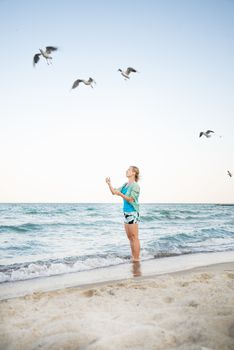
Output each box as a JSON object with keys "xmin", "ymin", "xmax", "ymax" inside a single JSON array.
[{"xmin": 0, "ymin": 203, "xmax": 234, "ymax": 284}]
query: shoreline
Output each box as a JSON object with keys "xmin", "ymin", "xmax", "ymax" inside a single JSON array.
[
  {"xmin": 0, "ymin": 260, "xmax": 234, "ymax": 350},
  {"xmin": 0, "ymin": 251, "xmax": 233, "ymax": 301}
]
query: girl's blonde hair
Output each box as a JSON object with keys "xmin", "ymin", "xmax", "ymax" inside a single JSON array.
[{"xmin": 131, "ymin": 166, "xmax": 140, "ymax": 182}]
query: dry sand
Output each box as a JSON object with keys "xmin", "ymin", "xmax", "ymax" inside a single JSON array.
[{"xmin": 0, "ymin": 262, "xmax": 234, "ymax": 350}]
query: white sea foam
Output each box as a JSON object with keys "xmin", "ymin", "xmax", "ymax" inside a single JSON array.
[{"xmin": 0, "ymin": 256, "xmax": 128, "ymax": 283}]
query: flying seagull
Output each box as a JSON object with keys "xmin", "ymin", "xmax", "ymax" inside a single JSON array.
[
  {"xmin": 33, "ymin": 46, "xmax": 58, "ymax": 66},
  {"xmin": 199, "ymin": 130, "xmax": 214, "ymax": 138},
  {"xmin": 227, "ymin": 170, "xmax": 232, "ymax": 178},
  {"xmin": 71, "ymin": 77, "xmax": 96, "ymax": 90},
  {"xmin": 118, "ymin": 67, "xmax": 138, "ymax": 80}
]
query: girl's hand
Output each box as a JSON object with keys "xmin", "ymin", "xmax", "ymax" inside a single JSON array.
[{"xmin": 105, "ymin": 177, "xmax": 111, "ymax": 185}]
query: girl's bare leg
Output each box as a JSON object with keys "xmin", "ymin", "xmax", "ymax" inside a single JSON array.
[{"xmin": 124, "ymin": 223, "xmax": 140, "ymax": 261}]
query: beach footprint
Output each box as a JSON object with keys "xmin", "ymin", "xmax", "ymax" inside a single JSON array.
[{"xmin": 82, "ymin": 289, "xmax": 102, "ymax": 298}]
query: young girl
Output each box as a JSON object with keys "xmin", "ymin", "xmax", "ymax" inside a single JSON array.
[{"xmin": 106, "ymin": 166, "xmax": 140, "ymax": 262}]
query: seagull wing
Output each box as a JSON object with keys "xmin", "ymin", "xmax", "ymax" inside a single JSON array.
[
  {"xmin": 206, "ymin": 130, "xmax": 214, "ymax": 134},
  {"xmin": 199, "ymin": 132, "xmax": 203, "ymax": 137},
  {"xmin": 45, "ymin": 46, "xmax": 58, "ymax": 54},
  {"xmin": 33, "ymin": 53, "xmax": 41, "ymax": 66},
  {"xmin": 88, "ymin": 77, "xmax": 96, "ymax": 83},
  {"xmin": 72, "ymin": 79, "xmax": 83, "ymax": 89},
  {"xmin": 126, "ymin": 67, "xmax": 137, "ymax": 75}
]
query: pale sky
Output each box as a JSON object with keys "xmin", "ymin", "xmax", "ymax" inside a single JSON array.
[{"xmin": 0, "ymin": 0, "xmax": 233, "ymax": 203}]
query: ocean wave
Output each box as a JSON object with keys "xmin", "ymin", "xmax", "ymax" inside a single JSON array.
[
  {"xmin": 0, "ymin": 223, "xmax": 42, "ymax": 233},
  {"xmin": 0, "ymin": 251, "xmax": 190, "ymax": 283},
  {"xmin": 141, "ymin": 214, "xmax": 185, "ymax": 221},
  {"xmin": 141, "ymin": 213, "xmax": 210, "ymax": 222},
  {"xmin": 156, "ymin": 229, "xmax": 234, "ymax": 246},
  {"xmin": 153, "ymin": 251, "xmax": 185, "ymax": 258},
  {"xmin": 1, "ymin": 244, "xmax": 234, "ymax": 283},
  {"xmin": 0, "ymin": 254, "xmax": 130, "ymax": 283},
  {"xmin": 199, "ymin": 227, "xmax": 234, "ymax": 237},
  {"xmin": 0, "ymin": 220, "xmax": 119, "ymax": 234},
  {"xmin": 145, "ymin": 206, "xmax": 234, "ymax": 221}
]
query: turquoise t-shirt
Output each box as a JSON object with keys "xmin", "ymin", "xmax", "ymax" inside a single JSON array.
[
  {"xmin": 121, "ymin": 184, "xmax": 136, "ymax": 212},
  {"xmin": 116, "ymin": 182, "xmax": 140, "ymax": 212}
]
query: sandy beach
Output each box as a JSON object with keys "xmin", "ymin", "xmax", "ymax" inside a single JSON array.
[{"xmin": 0, "ymin": 261, "xmax": 234, "ymax": 350}]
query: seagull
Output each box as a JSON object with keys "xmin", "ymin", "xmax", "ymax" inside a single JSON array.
[
  {"xmin": 227, "ymin": 170, "xmax": 232, "ymax": 178},
  {"xmin": 71, "ymin": 77, "xmax": 96, "ymax": 90},
  {"xmin": 33, "ymin": 46, "xmax": 58, "ymax": 66},
  {"xmin": 199, "ymin": 130, "xmax": 215, "ymax": 138},
  {"xmin": 118, "ymin": 67, "xmax": 138, "ymax": 80}
]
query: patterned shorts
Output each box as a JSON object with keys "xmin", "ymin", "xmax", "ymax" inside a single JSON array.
[{"xmin": 124, "ymin": 211, "xmax": 140, "ymax": 224}]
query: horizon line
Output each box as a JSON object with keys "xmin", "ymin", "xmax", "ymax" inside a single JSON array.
[{"xmin": 0, "ymin": 202, "xmax": 233, "ymax": 205}]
